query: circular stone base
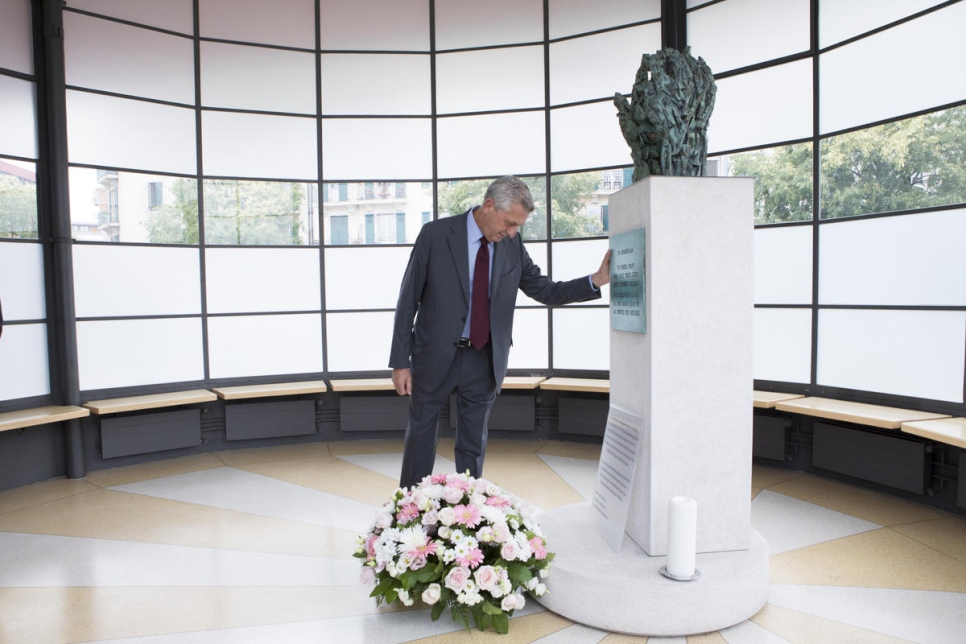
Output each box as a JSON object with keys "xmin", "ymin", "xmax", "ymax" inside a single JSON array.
[{"xmin": 533, "ymin": 502, "xmax": 769, "ymax": 636}]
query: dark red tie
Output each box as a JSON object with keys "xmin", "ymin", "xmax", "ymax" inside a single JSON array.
[{"xmin": 469, "ymin": 236, "xmax": 490, "ymax": 349}]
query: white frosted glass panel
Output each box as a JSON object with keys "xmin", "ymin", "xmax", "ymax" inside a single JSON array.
[
  {"xmin": 753, "ymin": 308, "xmax": 812, "ymax": 383},
  {"xmin": 817, "ymin": 309, "xmax": 966, "ymax": 403},
  {"xmin": 549, "ymin": 0, "xmax": 661, "ymax": 39},
  {"xmin": 507, "ymin": 308, "xmax": 548, "ymax": 370},
  {"xmin": 0, "ymin": 76, "xmax": 37, "ymax": 159},
  {"xmin": 0, "ymin": 324, "xmax": 49, "ymax": 401},
  {"xmin": 203, "ymin": 112, "xmax": 316, "ymax": 181},
  {"xmin": 551, "ymin": 101, "xmax": 630, "ymax": 173},
  {"xmin": 320, "ymin": 0, "xmax": 428, "ymax": 51},
  {"xmin": 754, "ymin": 226, "xmax": 812, "ymax": 305},
  {"xmin": 436, "ymin": 0, "xmax": 542, "ymax": 50},
  {"xmin": 199, "ymin": 0, "xmax": 314, "ymax": 49},
  {"xmin": 321, "ymin": 119, "xmax": 432, "ymax": 181},
  {"xmin": 326, "ymin": 311, "xmax": 394, "ymax": 372},
  {"xmin": 321, "ymin": 54, "xmax": 431, "ymax": 115},
  {"xmin": 708, "ymin": 60, "xmax": 812, "ymax": 154},
  {"xmin": 820, "ymin": 0, "xmax": 946, "ymax": 48},
  {"xmin": 67, "ymin": 0, "xmax": 193, "ymax": 33},
  {"xmin": 550, "ymin": 24, "xmax": 661, "ymax": 105},
  {"xmin": 205, "ymin": 248, "xmax": 321, "ymax": 314},
  {"xmin": 819, "ymin": 210, "xmax": 966, "ymax": 306},
  {"xmin": 437, "ymin": 47, "xmax": 544, "ymax": 114},
  {"xmin": 0, "ymin": 242, "xmax": 45, "ymax": 320},
  {"xmin": 77, "ymin": 318, "xmax": 204, "ymax": 390},
  {"xmin": 73, "ymin": 246, "xmax": 201, "ymax": 318},
  {"xmin": 67, "ymin": 91, "xmax": 196, "ymax": 174},
  {"xmin": 207, "ymin": 314, "xmax": 323, "ymax": 379},
  {"xmin": 438, "ymin": 112, "xmax": 546, "ymax": 179},
  {"xmin": 0, "ymin": 0, "xmax": 32, "ymax": 74},
  {"xmin": 820, "ymin": 4, "xmax": 966, "ymax": 135},
  {"xmin": 65, "ymin": 13, "xmax": 194, "ymax": 105},
  {"xmin": 551, "ymin": 239, "xmax": 610, "ymax": 306},
  {"xmin": 325, "ymin": 247, "xmax": 411, "ymax": 311},
  {"xmin": 552, "ymin": 308, "xmax": 609, "ymax": 370},
  {"xmin": 518, "ymin": 243, "xmax": 548, "ymax": 306},
  {"xmin": 688, "ymin": 0, "xmax": 810, "ymax": 74},
  {"xmin": 201, "ymin": 43, "xmax": 315, "ymax": 115}
]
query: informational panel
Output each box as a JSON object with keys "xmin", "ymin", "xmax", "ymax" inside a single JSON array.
[
  {"xmin": 590, "ymin": 405, "xmax": 644, "ymax": 553},
  {"xmin": 609, "ymin": 227, "xmax": 646, "ymax": 333}
]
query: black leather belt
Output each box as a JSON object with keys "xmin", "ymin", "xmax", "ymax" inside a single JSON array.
[{"xmin": 456, "ymin": 338, "xmax": 473, "ymax": 348}]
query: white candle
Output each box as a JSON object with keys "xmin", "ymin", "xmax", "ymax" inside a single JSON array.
[{"xmin": 666, "ymin": 496, "xmax": 697, "ymax": 578}]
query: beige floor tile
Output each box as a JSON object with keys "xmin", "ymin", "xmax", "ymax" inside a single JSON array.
[
  {"xmin": 235, "ymin": 455, "xmax": 398, "ymax": 506},
  {"xmin": 751, "ymin": 603, "xmax": 913, "ymax": 643},
  {"xmin": 0, "ymin": 487, "xmax": 356, "ymax": 557},
  {"xmin": 537, "ymin": 440, "xmax": 602, "ymax": 460},
  {"xmin": 328, "ymin": 438, "xmax": 405, "ymax": 456},
  {"xmin": 601, "ymin": 632, "xmax": 652, "ymax": 643},
  {"xmin": 216, "ymin": 441, "xmax": 331, "ymax": 467},
  {"xmin": 84, "ymin": 453, "xmax": 225, "ymax": 488},
  {"xmin": 769, "ymin": 527, "xmax": 966, "ymax": 592},
  {"xmin": 687, "ymin": 632, "xmax": 728, "ymax": 644},
  {"xmin": 404, "ymin": 610, "xmax": 573, "ymax": 643},
  {"xmin": 891, "ymin": 515, "xmax": 966, "ymax": 565},
  {"xmin": 480, "ymin": 453, "xmax": 586, "ymax": 510},
  {"xmin": 751, "ymin": 464, "xmax": 803, "ymax": 490},
  {"xmin": 0, "ymin": 477, "xmax": 98, "ymax": 516},
  {"xmin": 481, "ymin": 439, "xmax": 546, "ymax": 454},
  {"xmin": 767, "ymin": 474, "xmax": 948, "ymax": 526}
]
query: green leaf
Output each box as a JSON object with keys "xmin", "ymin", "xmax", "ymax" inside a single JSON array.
[
  {"xmin": 400, "ymin": 570, "xmax": 417, "ymax": 591},
  {"xmin": 491, "ymin": 613, "xmax": 510, "ymax": 635},
  {"xmin": 430, "ymin": 601, "xmax": 445, "ymax": 621},
  {"xmin": 507, "ymin": 562, "xmax": 533, "ymax": 584},
  {"xmin": 369, "ymin": 577, "xmax": 395, "ymax": 598},
  {"xmin": 481, "ymin": 601, "xmax": 503, "ymax": 616},
  {"xmin": 414, "ymin": 567, "xmax": 437, "ymax": 584}
]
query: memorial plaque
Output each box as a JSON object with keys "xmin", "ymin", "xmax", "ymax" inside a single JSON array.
[
  {"xmin": 590, "ymin": 405, "xmax": 644, "ymax": 553},
  {"xmin": 609, "ymin": 228, "xmax": 646, "ymax": 334}
]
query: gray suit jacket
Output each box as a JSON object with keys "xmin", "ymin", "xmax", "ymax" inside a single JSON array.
[{"xmin": 390, "ymin": 210, "xmax": 601, "ymax": 392}]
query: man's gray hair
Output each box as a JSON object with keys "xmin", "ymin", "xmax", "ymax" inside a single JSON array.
[{"xmin": 485, "ymin": 176, "xmax": 535, "ymax": 214}]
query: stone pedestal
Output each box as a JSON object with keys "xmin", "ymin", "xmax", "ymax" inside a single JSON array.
[{"xmin": 535, "ymin": 177, "xmax": 768, "ymax": 635}]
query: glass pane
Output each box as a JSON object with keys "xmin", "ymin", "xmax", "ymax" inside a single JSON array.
[
  {"xmin": 203, "ymin": 112, "xmax": 316, "ymax": 181},
  {"xmin": 549, "ymin": 0, "xmax": 661, "ymax": 39},
  {"xmin": 0, "ymin": 324, "xmax": 49, "ymax": 401},
  {"xmin": 0, "ymin": 0, "xmax": 32, "ymax": 74},
  {"xmin": 326, "ymin": 247, "xmax": 411, "ymax": 310},
  {"xmin": 65, "ymin": 13, "xmax": 194, "ymax": 105},
  {"xmin": 437, "ymin": 112, "xmax": 546, "ymax": 179},
  {"xmin": 437, "ymin": 177, "xmax": 547, "ymax": 241},
  {"xmin": 325, "ymin": 311, "xmax": 393, "ymax": 372},
  {"xmin": 321, "ymin": 118, "xmax": 432, "ymax": 181},
  {"xmin": 688, "ymin": 0, "xmax": 810, "ymax": 74},
  {"xmin": 820, "ymin": 3, "xmax": 966, "ymax": 135},
  {"xmin": 201, "ymin": 43, "xmax": 316, "ymax": 115},
  {"xmin": 73, "ymin": 245, "xmax": 201, "ymax": 317},
  {"xmin": 550, "ymin": 101, "xmax": 630, "ymax": 172},
  {"xmin": 754, "ymin": 225, "xmax": 813, "ymax": 305},
  {"xmin": 551, "ymin": 238, "xmax": 609, "ymax": 307},
  {"xmin": 552, "ymin": 307, "xmax": 609, "ymax": 370},
  {"xmin": 77, "ymin": 318, "xmax": 205, "ymax": 390},
  {"xmin": 820, "ymin": 0, "xmax": 947, "ymax": 48},
  {"xmin": 320, "ymin": 0, "xmax": 429, "ymax": 51},
  {"xmin": 68, "ymin": 168, "xmax": 199, "ymax": 244},
  {"xmin": 321, "ymin": 54, "xmax": 431, "ymax": 115},
  {"xmin": 67, "ymin": 0, "xmax": 194, "ymax": 34},
  {"xmin": 753, "ymin": 308, "xmax": 811, "ymax": 384},
  {"xmin": 707, "ymin": 59, "xmax": 813, "ymax": 154},
  {"xmin": 550, "ymin": 171, "xmax": 621, "ymax": 239},
  {"xmin": 817, "ymin": 309, "xmax": 966, "ymax": 402},
  {"xmin": 506, "ymin": 308, "xmax": 548, "ymax": 370},
  {"xmin": 435, "ymin": 0, "xmax": 542, "ymax": 50},
  {"xmin": 519, "ymin": 242, "xmax": 548, "ymax": 305},
  {"xmin": 819, "ymin": 209, "xmax": 966, "ymax": 306},
  {"xmin": 820, "ymin": 106, "xmax": 966, "ymax": 220},
  {"xmin": 67, "ymin": 91, "xmax": 196, "ymax": 175},
  {"xmin": 0, "ymin": 159, "xmax": 38, "ymax": 239},
  {"xmin": 0, "ymin": 240, "xmax": 45, "ymax": 319},
  {"xmin": 436, "ymin": 47, "xmax": 544, "ymax": 114},
  {"xmin": 205, "ymin": 248, "xmax": 321, "ymax": 314},
  {"xmin": 203, "ymin": 180, "xmax": 315, "ymax": 246},
  {"xmin": 199, "ymin": 0, "xmax": 315, "ymax": 49},
  {"xmin": 713, "ymin": 143, "xmax": 813, "ymax": 224},
  {"xmin": 321, "ymin": 182, "xmax": 432, "ymax": 245},
  {"xmin": 549, "ymin": 23, "xmax": 661, "ymax": 106},
  {"xmin": 207, "ymin": 313, "xmax": 323, "ymax": 379},
  {"xmin": 0, "ymin": 76, "xmax": 37, "ymax": 160}
]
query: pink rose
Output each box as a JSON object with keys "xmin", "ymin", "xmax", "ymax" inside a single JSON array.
[
  {"xmin": 444, "ymin": 566, "xmax": 471, "ymax": 593},
  {"xmin": 359, "ymin": 566, "xmax": 375, "ymax": 585},
  {"xmin": 473, "ymin": 565, "xmax": 498, "ymax": 591},
  {"xmin": 443, "ymin": 486, "xmax": 465, "ymax": 504},
  {"xmin": 500, "ymin": 541, "xmax": 518, "ymax": 561}
]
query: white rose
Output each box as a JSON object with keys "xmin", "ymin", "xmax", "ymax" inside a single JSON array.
[
  {"xmin": 534, "ymin": 583, "xmax": 547, "ymax": 596},
  {"xmin": 421, "ymin": 583, "xmax": 442, "ymax": 605},
  {"xmin": 443, "ymin": 487, "xmax": 465, "ymax": 504},
  {"xmin": 437, "ymin": 507, "xmax": 456, "ymax": 526},
  {"xmin": 526, "ymin": 577, "xmax": 539, "ymax": 591},
  {"xmin": 500, "ymin": 594, "xmax": 520, "ymax": 611},
  {"xmin": 397, "ymin": 589, "xmax": 413, "ymax": 606},
  {"xmin": 375, "ymin": 513, "xmax": 393, "ymax": 529}
]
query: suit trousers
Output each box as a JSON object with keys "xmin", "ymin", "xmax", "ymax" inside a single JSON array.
[{"xmin": 399, "ymin": 343, "xmax": 497, "ymax": 488}]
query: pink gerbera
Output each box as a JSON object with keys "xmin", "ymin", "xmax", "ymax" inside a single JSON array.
[
  {"xmin": 396, "ymin": 503, "xmax": 421, "ymax": 523},
  {"xmin": 484, "ymin": 495, "xmax": 512, "ymax": 508},
  {"xmin": 452, "ymin": 503, "xmax": 482, "ymax": 528},
  {"xmin": 456, "ymin": 547, "xmax": 485, "ymax": 569},
  {"xmin": 529, "ymin": 536, "xmax": 547, "ymax": 560}
]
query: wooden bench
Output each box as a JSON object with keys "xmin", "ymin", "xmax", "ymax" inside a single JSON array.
[
  {"xmin": 211, "ymin": 380, "xmax": 328, "ymax": 400},
  {"xmin": 901, "ymin": 417, "xmax": 966, "ymax": 449},
  {"xmin": 539, "ymin": 377, "xmax": 610, "ymax": 394},
  {"xmin": 753, "ymin": 391, "xmax": 804, "ymax": 409},
  {"xmin": 0, "ymin": 405, "xmax": 90, "ymax": 432},
  {"xmin": 329, "ymin": 376, "xmax": 548, "ymax": 392},
  {"xmin": 773, "ymin": 396, "xmax": 951, "ymax": 430},
  {"xmin": 83, "ymin": 389, "xmax": 217, "ymax": 415}
]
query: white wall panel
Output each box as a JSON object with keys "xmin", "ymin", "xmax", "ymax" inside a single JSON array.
[
  {"xmin": 0, "ymin": 0, "xmax": 32, "ymax": 74},
  {"xmin": 437, "ymin": 47, "xmax": 544, "ymax": 114},
  {"xmin": 325, "ymin": 311, "xmax": 394, "ymax": 372},
  {"xmin": 753, "ymin": 308, "xmax": 812, "ymax": 383},
  {"xmin": 200, "ymin": 0, "xmax": 314, "ymax": 49},
  {"xmin": 319, "ymin": 0, "xmax": 428, "ymax": 51},
  {"xmin": 437, "ymin": 112, "xmax": 546, "ymax": 179},
  {"xmin": 205, "ymin": 248, "xmax": 321, "ymax": 314},
  {"xmin": 325, "ymin": 247, "xmax": 411, "ymax": 311},
  {"xmin": 553, "ymin": 307, "xmax": 609, "ymax": 370},
  {"xmin": 68, "ymin": 0, "xmax": 193, "ymax": 33},
  {"xmin": 321, "ymin": 54, "xmax": 431, "ymax": 115},
  {"xmin": 754, "ymin": 225, "xmax": 812, "ymax": 305},
  {"xmin": 201, "ymin": 43, "xmax": 316, "ymax": 114},
  {"xmin": 549, "ymin": 0, "xmax": 661, "ymax": 39},
  {"xmin": 207, "ymin": 314, "xmax": 323, "ymax": 379},
  {"xmin": 551, "ymin": 101, "xmax": 630, "ymax": 173},
  {"xmin": 551, "ymin": 238, "xmax": 610, "ymax": 306},
  {"xmin": 0, "ymin": 242, "xmax": 46, "ymax": 320},
  {"xmin": 435, "ymin": 0, "xmax": 542, "ymax": 50},
  {"xmin": 507, "ymin": 308, "xmax": 549, "ymax": 370},
  {"xmin": 0, "ymin": 76, "xmax": 37, "ymax": 160},
  {"xmin": 202, "ymin": 112, "xmax": 317, "ymax": 181},
  {"xmin": 0, "ymin": 324, "xmax": 49, "ymax": 401},
  {"xmin": 321, "ymin": 118, "xmax": 432, "ymax": 180},
  {"xmin": 820, "ymin": 0, "xmax": 947, "ymax": 48}
]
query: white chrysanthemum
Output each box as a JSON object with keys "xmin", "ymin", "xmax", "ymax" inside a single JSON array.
[
  {"xmin": 441, "ymin": 548, "xmax": 457, "ymax": 564},
  {"xmin": 396, "ymin": 525, "xmax": 429, "ymax": 554},
  {"xmin": 479, "ymin": 505, "xmax": 505, "ymax": 525}
]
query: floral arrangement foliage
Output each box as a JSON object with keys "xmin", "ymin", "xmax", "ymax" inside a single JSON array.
[{"xmin": 355, "ymin": 472, "xmax": 553, "ymax": 634}]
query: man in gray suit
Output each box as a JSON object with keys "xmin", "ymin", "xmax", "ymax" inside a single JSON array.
[{"xmin": 390, "ymin": 176, "xmax": 611, "ymax": 489}]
